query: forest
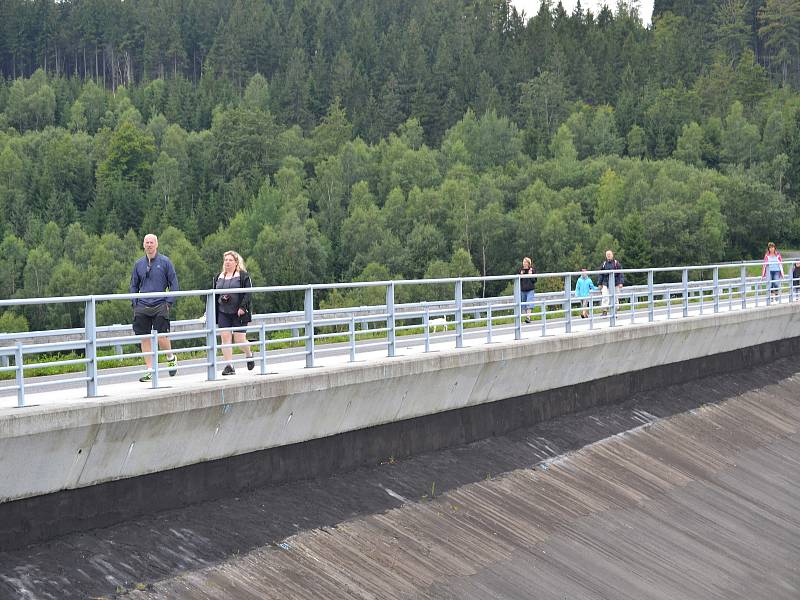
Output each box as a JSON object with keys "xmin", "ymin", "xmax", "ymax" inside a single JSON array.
[{"xmin": 0, "ymin": 0, "xmax": 799, "ymax": 333}]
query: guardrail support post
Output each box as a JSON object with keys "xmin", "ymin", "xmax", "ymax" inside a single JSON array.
[
  {"xmin": 349, "ymin": 314, "xmax": 357, "ymax": 362},
  {"xmin": 564, "ymin": 275, "xmax": 572, "ymax": 334},
  {"xmin": 647, "ymin": 270, "xmax": 654, "ymax": 322},
  {"xmin": 387, "ymin": 282, "xmax": 396, "ymax": 357},
  {"xmin": 487, "ymin": 303, "xmax": 493, "ymax": 344},
  {"xmin": 513, "ymin": 277, "xmax": 522, "ymax": 340},
  {"xmin": 206, "ymin": 292, "xmax": 217, "ymax": 381},
  {"xmin": 15, "ymin": 342, "xmax": 24, "ymax": 408},
  {"xmin": 455, "ymin": 280, "xmax": 464, "ymax": 349},
  {"xmin": 630, "ymin": 289, "xmax": 636, "ymax": 323},
  {"xmin": 713, "ymin": 267, "xmax": 720, "ymax": 314},
  {"xmin": 609, "ymin": 272, "xmax": 617, "ymax": 327},
  {"xmin": 682, "ymin": 268, "xmax": 689, "ymax": 317},
  {"xmin": 259, "ymin": 321, "xmax": 268, "ymax": 375},
  {"xmin": 85, "ymin": 298, "xmax": 99, "ymax": 397},
  {"xmin": 740, "ymin": 265, "xmax": 747, "ymax": 310},
  {"xmin": 305, "ymin": 287, "xmax": 315, "ymax": 368},
  {"xmin": 423, "ymin": 304, "xmax": 431, "ymax": 352},
  {"xmin": 150, "ymin": 329, "xmax": 159, "ymax": 388}
]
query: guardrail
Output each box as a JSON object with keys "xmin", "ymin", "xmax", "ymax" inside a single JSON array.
[{"xmin": 0, "ymin": 261, "xmax": 796, "ymax": 407}]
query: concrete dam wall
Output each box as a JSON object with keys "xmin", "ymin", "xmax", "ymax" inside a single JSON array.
[{"xmin": 1, "ymin": 304, "xmax": 799, "ymax": 549}]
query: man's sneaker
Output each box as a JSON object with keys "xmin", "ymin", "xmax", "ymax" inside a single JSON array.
[
  {"xmin": 222, "ymin": 364, "xmax": 235, "ymax": 376},
  {"xmin": 167, "ymin": 356, "xmax": 178, "ymax": 377},
  {"xmin": 139, "ymin": 373, "xmax": 152, "ymax": 383},
  {"xmin": 247, "ymin": 357, "xmax": 255, "ymax": 371}
]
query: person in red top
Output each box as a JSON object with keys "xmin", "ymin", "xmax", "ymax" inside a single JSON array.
[{"xmin": 761, "ymin": 242, "xmax": 784, "ymax": 299}]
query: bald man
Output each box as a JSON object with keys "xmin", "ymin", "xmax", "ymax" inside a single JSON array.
[{"xmin": 130, "ymin": 233, "xmax": 179, "ymax": 382}]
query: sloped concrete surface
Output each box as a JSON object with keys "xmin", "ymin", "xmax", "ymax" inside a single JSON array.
[
  {"xmin": 1, "ymin": 356, "xmax": 798, "ymax": 599},
  {"xmin": 121, "ymin": 378, "xmax": 799, "ymax": 600}
]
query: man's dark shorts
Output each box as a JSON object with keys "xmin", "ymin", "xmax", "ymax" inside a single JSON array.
[{"xmin": 133, "ymin": 303, "xmax": 171, "ymax": 335}]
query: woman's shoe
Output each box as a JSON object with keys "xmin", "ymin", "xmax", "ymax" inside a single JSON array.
[
  {"xmin": 247, "ymin": 356, "xmax": 255, "ymax": 371},
  {"xmin": 222, "ymin": 364, "xmax": 235, "ymax": 376}
]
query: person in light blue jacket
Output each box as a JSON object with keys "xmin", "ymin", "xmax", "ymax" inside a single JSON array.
[{"xmin": 575, "ymin": 269, "xmax": 598, "ymax": 318}]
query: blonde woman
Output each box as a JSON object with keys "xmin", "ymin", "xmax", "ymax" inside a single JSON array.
[{"xmin": 214, "ymin": 251, "xmax": 255, "ymax": 375}]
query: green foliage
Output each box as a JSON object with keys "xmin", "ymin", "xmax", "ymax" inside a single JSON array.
[
  {"xmin": 720, "ymin": 101, "xmax": 760, "ymax": 166},
  {"xmin": 5, "ymin": 70, "xmax": 56, "ymax": 132},
  {"xmin": 0, "ymin": 309, "xmax": 28, "ymax": 333},
  {"xmin": 674, "ymin": 122, "xmax": 705, "ymax": 167},
  {"xmin": 0, "ymin": 0, "xmax": 797, "ymax": 334}
]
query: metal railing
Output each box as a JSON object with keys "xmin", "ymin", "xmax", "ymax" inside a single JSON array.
[{"xmin": 0, "ymin": 261, "xmax": 796, "ymax": 407}]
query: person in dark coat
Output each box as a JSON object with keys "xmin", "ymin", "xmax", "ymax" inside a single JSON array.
[
  {"xmin": 520, "ymin": 257, "xmax": 536, "ymax": 323},
  {"xmin": 598, "ymin": 250, "xmax": 623, "ymax": 316},
  {"xmin": 214, "ymin": 250, "xmax": 255, "ymax": 375}
]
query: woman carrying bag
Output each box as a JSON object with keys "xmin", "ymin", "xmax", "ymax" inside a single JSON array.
[{"xmin": 214, "ymin": 250, "xmax": 255, "ymax": 375}]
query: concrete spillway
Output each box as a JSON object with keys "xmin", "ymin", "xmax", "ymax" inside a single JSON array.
[
  {"xmin": 3, "ymin": 304, "xmax": 800, "ymax": 552},
  {"xmin": 1, "ymin": 352, "xmax": 798, "ymax": 599}
]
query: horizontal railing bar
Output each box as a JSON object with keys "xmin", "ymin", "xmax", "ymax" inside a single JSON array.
[
  {"xmin": 21, "ymin": 358, "xmax": 90, "ymax": 370},
  {"xmin": 24, "ymin": 376, "xmax": 91, "ymax": 389}
]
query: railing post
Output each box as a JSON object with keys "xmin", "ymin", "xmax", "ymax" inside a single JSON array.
[
  {"xmin": 349, "ymin": 313, "xmax": 357, "ymax": 362},
  {"xmin": 647, "ymin": 270, "xmax": 654, "ymax": 322},
  {"xmin": 305, "ymin": 287, "xmax": 315, "ymax": 368},
  {"xmin": 487, "ymin": 303, "xmax": 493, "ymax": 344},
  {"xmin": 387, "ymin": 282, "xmax": 396, "ymax": 357},
  {"xmin": 455, "ymin": 280, "xmax": 464, "ymax": 349},
  {"xmin": 259, "ymin": 321, "xmax": 268, "ymax": 374},
  {"xmin": 85, "ymin": 298, "xmax": 99, "ymax": 397},
  {"xmin": 513, "ymin": 277, "xmax": 522, "ymax": 341},
  {"xmin": 667, "ymin": 284, "xmax": 672, "ymax": 319},
  {"xmin": 564, "ymin": 274, "xmax": 572, "ymax": 334},
  {"xmin": 630, "ymin": 290, "xmax": 636, "ymax": 323},
  {"xmin": 682, "ymin": 268, "xmax": 689, "ymax": 317},
  {"xmin": 206, "ymin": 292, "xmax": 217, "ymax": 381},
  {"xmin": 609, "ymin": 271, "xmax": 617, "ymax": 327},
  {"xmin": 713, "ymin": 267, "xmax": 719, "ymax": 314},
  {"xmin": 541, "ymin": 297, "xmax": 547, "ymax": 336},
  {"xmin": 698, "ymin": 282, "xmax": 704, "ymax": 315},
  {"xmin": 740, "ymin": 265, "xmax": 747, "ymax": 310},
  {"xmin": 150, "ymin": 329, "xmax": 159, "ymax": 388},
  {"xmin": 15, "ymin": 342, "xmax": 24, "ymax": 408},
  {"xmin": 423, "ymin": 303, "xmax": 431, "ymax": 352}
]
